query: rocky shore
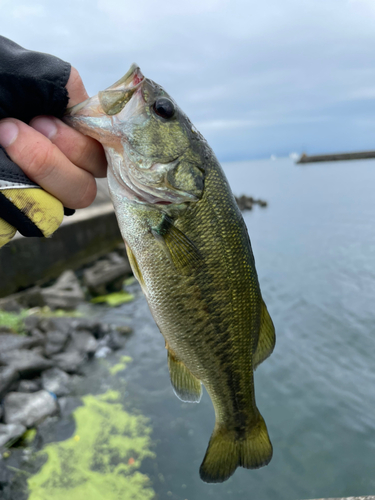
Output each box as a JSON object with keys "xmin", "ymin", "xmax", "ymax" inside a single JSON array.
[
  {"xmin": 0, "ymin": 245, "xmax": 133, "ymax": 457},
  {"xmin": 235, "ymin": 195, "xmax": 267, "ymax": 211}
]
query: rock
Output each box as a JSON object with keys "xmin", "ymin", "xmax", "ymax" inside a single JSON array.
[
  {"xmin": 0, "ymin": 350, "xmax": 52, "ymax": 377},
  {"xmin": 235, "ymin": 195, "xmax": 267, "ymax": 211},
  {"xmin": 0, "ymin": 423, "xmax": 26, "ymax": 448},
  {"xmin": 0, "ymin": 334, "xmax": 44, "ymax": 352},
  {"xmin": 67, "ymin": 330, "xmax": 97, "ymax": 356},
  {"xmin": 24, "ymin": 315, "xmax": 42, "ymax": 333},
  {"xmin": 0, "ymin": 367, "xmax": 19, "ymax": 398},
  {"xmin": 71, "ymin": 319, "xmax": 109, "ymax": 339},
  {"xmin": 83, "ymin": 257, "xmax": 131, "ymax": 295},
  {"xmin": 44, "ymin": 330, "xmax": 70, "ymax": 357},
  {"xmin": 57, "ymin": 396, "xmax": 82, "ymax": 418},
  {"xmin": 0, "ymin": 287, "xmax": 45, "ymax": 311},
  {"xmin": 0, "ymin": 457, "xmax": 11, "ymax": 500},
  {"xmin": 0, "ymin": 326, "xmax": 14, "ymax": 334},
  {"xmin": 106, "ymin": 330, "xmax": 124, "ymax": 351},
  {"xmin": 235, "ymin": 195, "xmax": 254, "ymax": 210},
  {"xmin": 0, "ymin": 298, "xmax": 22, "ymax": 313},
  {"xmin": 94, "ymin": 345, "xmax": 112, "ymax": 358},
  {"xmin": 3, "ymin": 390, "xmax": 58, "ymax": 428},
  {"xmin": 40, "ymin": 270, "xmax": 85, "ymax": 310},
  {"xmin": 41, "ymin": 368, "xmax": 70, "ymax": 397},
  {"xmin": 52, "ymin": 352, "xmax": 84, "ymax": 374},
  {"xmin": 38, "ymin": 316, "xmax": 74, "ymax": 334},
  {"xmin": 114, "ymin": 325, "xmax": 132, "ymax": 336},
  {"xmin": 17, "ymin": 379, "xmax": 41, "ymax": 393}
]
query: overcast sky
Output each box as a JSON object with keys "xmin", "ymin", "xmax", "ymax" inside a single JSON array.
[{"xmin": 1, "ymin": 0, "xmax": 375, "ymax": 161}]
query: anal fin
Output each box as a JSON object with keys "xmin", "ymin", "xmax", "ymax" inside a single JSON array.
[
  {"xmin": 253, "ymin": 299, "xmax": 276, "ymax": 370},
  {"xmin": 167, "ymin": 349, "xmax": 202, "ymax": 403}
]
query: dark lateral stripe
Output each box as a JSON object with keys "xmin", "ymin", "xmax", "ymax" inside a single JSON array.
[{"xmin": 0, "ymin": 191, "xmax": 44, "ymax": 237}]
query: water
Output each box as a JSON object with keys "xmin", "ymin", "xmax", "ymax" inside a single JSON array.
[{"xmin": 13, "ymin": 157, "xmax": 375, "ymax": 499}]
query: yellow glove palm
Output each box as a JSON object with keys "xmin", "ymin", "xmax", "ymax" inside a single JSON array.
[{"xmin": 0, "ymin": 187, "xmax": 64, "ymax": 247}]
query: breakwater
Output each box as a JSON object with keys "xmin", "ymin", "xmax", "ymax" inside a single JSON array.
[{"xmin": 297, "ymin": 151, "xmax": 375, "ymax": 163}]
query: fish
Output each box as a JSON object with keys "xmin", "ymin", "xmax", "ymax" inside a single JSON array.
[{"xmin": 64, "ymin": 64, "xmax": 276, "ymax": 483}]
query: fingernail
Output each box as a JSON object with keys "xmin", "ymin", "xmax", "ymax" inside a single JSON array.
[
  {"xmin": 31, "ymin": 117, "xmax": 57, "ymax": 139},
  {"xmin": 0, "ymin": 121, "xmax": 19, "ymax": 147}
]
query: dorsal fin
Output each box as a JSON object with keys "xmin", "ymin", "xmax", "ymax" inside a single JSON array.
[{"xmin": 253, "ymin": 300, "xmax": 275, "ymax": 370}]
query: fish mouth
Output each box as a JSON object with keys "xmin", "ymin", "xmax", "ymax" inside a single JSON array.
[{"xmin": 64, "ymin": 64, "xmax": 145, "ymax": 140}]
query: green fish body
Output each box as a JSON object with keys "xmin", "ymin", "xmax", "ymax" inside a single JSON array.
[{"xmin": 65, "ymin": 65, "xmax": 275, "ymax": 483}]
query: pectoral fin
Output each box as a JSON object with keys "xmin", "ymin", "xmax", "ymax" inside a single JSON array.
[
  {"xmin": 253, "ymin": 300, "xmax": 275, "ymax": 370},
  {"xmin": 125, "ymin": 243, "xmax": 145, "ymax": 289},
  {"xmin": 151, "ymin": 215, "xmax": 203, "ymax": 274},
  {"xmin": 167, "ymin": 349, "xmax": 202, "ymax": 403}
]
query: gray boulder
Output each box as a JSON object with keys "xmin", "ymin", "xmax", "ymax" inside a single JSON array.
[
  {"xmin": 0, "ymin": 334, "xmax": 44, "ymax": 352},
  {"xmin": 41, "ymin": 368, "xmax": 70, "ymax": 397},
  {"xmin": 44, "ymin": 330, "xmax": 70, "ymax": 357},
  {"xmin": 95, "ymin": 345, "xmax": 112, "ymax": 358},
  {"xmin": 106, "ymin": 330, "xmax": 125, "ymax": 351},
  {"xmin": 83, "ymin": 257, "xmax": 131, "ymax": 295},
  {"xmin": 0, "ymin": 287, "xmax": 45, "ymax": 311},
  {"xmin": 23, "ymin": 315, "xmax": 41, "ymax": 333},
  {"xmin": 37, "ymin": 316, "xmax": 74, "ymax": 335},
  {"xmin": 67, "ymin": 330, "xmax": 97, "ymax": 356},
  {"xmin": 0, "ymin": 367, "xmax": 19, "ymax": 398},
  {"xmin": 0, "ymin": 423, "xmax": 26, "ymax": 448},
  {"xmin": 51, "ymin": 352, "xmax": 84, "ymax": 374},
  {"xmin": 0, "ymin": 350, "xmax": 52, "ymax": 377},
  {"xmin": 40, "ymin": 270, "xmax": 85, "ymax": 310},
  {"xmin": 3, "ymin": 390, "xmax": 58, "ymax": 428},
  {"xmin": 17, "ymin": 379, "xmax": 41, "ymax": 393}
]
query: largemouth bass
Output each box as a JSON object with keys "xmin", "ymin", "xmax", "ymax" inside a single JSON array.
[{"xmin": 65, "ymin": 65, "xmax": 276, "ymax": 483}]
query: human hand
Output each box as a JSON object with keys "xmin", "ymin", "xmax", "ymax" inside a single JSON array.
[
  {"xmin": 0, "ymin": 36, "xmax": 108, "ymax": 249},
  {"xmin": 0, "ymin": 67, "xmax": 107, "ymax": 211}
]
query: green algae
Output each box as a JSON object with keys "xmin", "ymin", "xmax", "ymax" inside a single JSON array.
[
  {"xmin": 0, "ymin": 309, "xmax": 28, "ymax": 333},
  {"xmin": 27, "ymin": 389, "xmax": 155, "ymax": 500},
  {"xmin": 91, "ymin": 291, "xmax": 134, "ymax": 307},
  {"xmin": 33, "ymin": 307, "xmax": 83, "ymax": 318},
  {"xmin": 22, "ymin": 428, "xmax": 37, "ymax": 446},
  {"xmin": 109, "ymin": 355, "xmax": 133, "ymax": 376}
]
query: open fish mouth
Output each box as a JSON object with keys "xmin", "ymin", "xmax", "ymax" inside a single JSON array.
[{"xmin": 66, "ymin": 64, "xmax": 145, "ymax": 120}]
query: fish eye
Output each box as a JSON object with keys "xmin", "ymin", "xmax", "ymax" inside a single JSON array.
[{"xmin": 153, "ymin": 97, "xmax": 175, "ymax": 119}]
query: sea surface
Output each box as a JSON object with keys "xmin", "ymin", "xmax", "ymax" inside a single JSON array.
[{"xmin": 11, "ymin": 157, "xmax": 375, "ymax": 500}]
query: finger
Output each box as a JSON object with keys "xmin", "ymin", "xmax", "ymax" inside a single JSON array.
[
  {"xmin": 30, "ymin": 116, "xmax": 107, "ymax": 178},
  {"xmin": 0, "ymin": 118, "xmax": 97, "ymax": 209},
  {"xmin": 66, "ymin": 67, "xmax": 89, "ymax": 107}
]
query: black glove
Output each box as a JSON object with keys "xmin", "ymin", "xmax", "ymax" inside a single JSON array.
[{"xmin": 0, "ymin": 36, "xmax": 72, "ymax": 247}]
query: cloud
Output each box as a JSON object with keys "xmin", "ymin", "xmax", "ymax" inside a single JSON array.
[{"xmin": 1, "ymin": 0, "xmax": 375, "ymax": 159}]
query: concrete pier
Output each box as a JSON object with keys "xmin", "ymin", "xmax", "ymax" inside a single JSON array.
[{"xmin": 310, "ymin": 497, "xmax": 375, "ymax": 500}]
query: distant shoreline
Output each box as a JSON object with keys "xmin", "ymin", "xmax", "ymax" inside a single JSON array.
[{"xmin": 297, "ymin": 151, "xmax": 375, "ymax": 164}]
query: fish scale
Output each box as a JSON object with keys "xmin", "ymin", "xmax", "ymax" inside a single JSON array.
[{"xmin": 65, "ymin": 64, "xmax": 276, "ymax": 483}]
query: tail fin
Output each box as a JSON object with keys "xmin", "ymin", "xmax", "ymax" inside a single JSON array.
[{"xmin": 199, "ymin": 413, "xmax": 272, "ymax": 483}]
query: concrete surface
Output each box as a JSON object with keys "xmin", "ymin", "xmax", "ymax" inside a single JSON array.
[{"xmin": 0, "ymin": 180, "xmax": 124, "ymax": 297}]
